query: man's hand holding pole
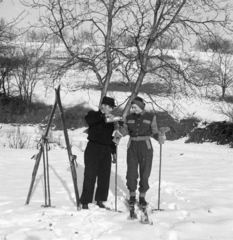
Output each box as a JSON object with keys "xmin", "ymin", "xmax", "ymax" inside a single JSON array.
[{"xmin": 113, "ymin": 130, "xmax": 123, "ymax": 145}]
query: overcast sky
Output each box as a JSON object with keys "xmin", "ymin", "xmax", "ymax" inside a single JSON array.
[
  {"xmin": 0, "ymin": 0, "xmax": 38, "ymax": 28},
  {"xmin": 0, "ymin": 0, "xmax": 232, "ymax": 50}
]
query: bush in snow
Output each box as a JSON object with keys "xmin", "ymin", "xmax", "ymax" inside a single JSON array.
[
  {"xmin": 186, "ymin": 121, "xmax": 233, "ymax": 147},
  {"xmin": 6, "ymin": 125, "xmax": 31, "ymax": 149}
]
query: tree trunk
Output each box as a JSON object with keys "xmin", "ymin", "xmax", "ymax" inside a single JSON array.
[
  {"xmin": 222, "ymin": 86, "xmax": 226, "ymax": 98},
  {"xmin": 122, "ymin": 70, "xmax": 146, "ymax": 120},
  {"xmin": 98, "ymin": 0, "xmax": 115, "ymax": 108}
]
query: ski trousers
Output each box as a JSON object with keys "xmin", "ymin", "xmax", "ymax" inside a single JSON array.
[
  {"xmin": 80, "ymin": 141, "xmax": 112, "ymax": 205},
  {"xmin": 126, "ymin": 139, "xmax": 153, "ymax": 194}
]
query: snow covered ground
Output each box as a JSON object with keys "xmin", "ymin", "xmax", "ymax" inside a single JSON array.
[{"xmin": 1, "ymin": 86, "xmax": 233, "ymax": 240}]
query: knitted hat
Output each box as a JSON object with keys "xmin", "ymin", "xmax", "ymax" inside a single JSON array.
[
  {"xmin": 102, "ymin": 96, "xmax": 116, "ymax": 108},
  {"xmin": 131, "ymin": 96, "xmax": 145, "ymax": 110}
]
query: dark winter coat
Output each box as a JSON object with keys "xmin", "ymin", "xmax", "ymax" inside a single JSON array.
[
  {"xmin": 85, "ymin": 110, "xmax": 116, "ymax": 153},
  {"xmin": 80, "ymin": 109, "xmax": 116, "ymax": 205}
]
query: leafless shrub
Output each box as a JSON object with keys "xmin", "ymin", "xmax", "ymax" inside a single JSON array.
[
  {"xmin": 6, "ymin": 125, "xmax": 31, "ymax": 148},
  {"xmin": 215, "ymin": 101, "xmax": 233, "ymax": 122}
]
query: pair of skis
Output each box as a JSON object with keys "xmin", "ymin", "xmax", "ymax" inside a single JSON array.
[{"xmin": 25, "ymin": 85, "xmax": 81, "ymax": 210}]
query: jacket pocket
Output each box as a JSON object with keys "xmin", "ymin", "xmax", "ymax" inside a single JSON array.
[{"xmin": 143, "ymin": 119, "xmax": 151, "ymax": 124}]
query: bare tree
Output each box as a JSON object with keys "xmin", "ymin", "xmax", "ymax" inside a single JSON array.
[
  {"xmin": 195, "ymin": 35, "xmax": 233, "ymax": 98},
  {"xmin": 20, "ymin": 0, "xmax": 131, "ymax": 107},
  {"xmin": 207, "ymin": 53, "xmax": 233, "ymax": 98},
  {"xmin": 116, "ymin": 0, "xmax": 233, "ymax": 118},
  {"xmin": 12, "ymin": 44, "xmax": 51, "ymax": 108},
  {"xmin": 0, "ymin": 10, "xmax": 30, "ymax": 96},
  {"xmin": 0, "ymin": 18, "xmax": 19, "ymax": 97},
  {"xmin": 195, "ymin": 35, "xmax": 233, "ymax": 54},
  {"xmin": 0, "ymin": 53, "xmax": 20, "ymax": 98},
  {"xmin": 0, "ymin": 18, "xmax": 17, "ymax": 44},
  {"xmin": 26, "ymin": 30, "xmax": 38, "ymax": 42},
  {"xmin": 20, "ymin": 0, "xmax": 233, "ymax": 117}
]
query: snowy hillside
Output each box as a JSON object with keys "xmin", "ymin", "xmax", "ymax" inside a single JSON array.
[{"xmin": 33, "ymin": 83, "xmax": 230, "ymax": 122}]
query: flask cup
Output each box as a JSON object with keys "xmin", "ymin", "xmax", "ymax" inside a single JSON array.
[{"xmin": 105, "ymin": 116, "xmax": 122, "ymax": 123}]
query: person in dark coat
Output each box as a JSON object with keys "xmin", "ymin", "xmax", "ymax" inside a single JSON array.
[
  {"xmin": 80, "ymin": 96, "xmax": 117, "ymax": 210},
  {"xmin": 115, "ymin": 96, "xmax": 167, "ymax": 207}
]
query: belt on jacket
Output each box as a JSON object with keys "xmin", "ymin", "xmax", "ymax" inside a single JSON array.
[
  {"xmin": 128, "ymin": 136, "xmax": 152, "ymax": 149},
  {"xmin": 130, "ymin": 136, "xmax": 151, "ymax": 141}
]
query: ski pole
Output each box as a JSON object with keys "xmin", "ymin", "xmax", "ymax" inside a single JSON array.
[
  {"xmin": 42, "ymin": 143, "xmax": 48, "ymax": 207},
  {"xmin": 45, "ymin": 140, "xmax": 51, "ymax": 207},
  {"xmin": 115, "ymin": 145, "xmax": 118, "ymax": 212},
  {"xmin": 153, "ymin": 143, "xmax": 164, "ymax": 211},
  {"xmin": 154, "ymin": 127, "xmax": 170, "ymax": 211},
  {"xmin": 112, "ymin": 129, "xmax": 123, "ymax": 212},
  {"xmin": 157, "ymin": 143, "xmax": 163, "ymax": 211}
]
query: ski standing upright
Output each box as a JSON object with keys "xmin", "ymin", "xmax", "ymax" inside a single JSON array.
[{"xmin": 26, "ymin": 85, "xmax": 81, "ymax": 210}]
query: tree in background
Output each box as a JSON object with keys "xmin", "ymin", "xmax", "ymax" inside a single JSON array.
[
  {"xmin": 1, "ymin": 25, "xmax": 51, "ymax": 107},
  {"xmin": 209, "ymin": 53, "xmax": 233, "ymax": 98},
  {"xmin": 12, "ymin": 44, "xmax": 51, "ymax": 109},
  {"xmin": 0, "ymin": 7, "xmax": 29, "ymax": 97},
  {"xmin": 196, "ymin": 35, "xmax": 233, "ymax": 54},
  {"xmin": 0, "ymin": 18, "xmax": 16, "ymax": 44},
  {"xmin": 0, "ymin": 18, "xmax": 19, "ymax": 97},
  {"xmin": 20, "ymin": 0, "xmax": 131, "ymax": 107},
  {"xmin": 0, "ymin": 46, "xmax": 21, "ymax": 98},
  {"xmin": 20, "ymin": 0, "xmax": 233, "ymax": 117},
  {"xmin": 195, "ymin": 35, "xmax": 233, "ymax": 98},
  {"xmin": 115, "ymin": 0, "xmax": 233, "ymax": 118}
]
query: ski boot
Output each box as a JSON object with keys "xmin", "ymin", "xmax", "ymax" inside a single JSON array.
[
  {"xmin": 138, "ymin": 197, "xmax": 150, "ymax": 224},
  {"xmin": 128, "ymin": 196, "xmax": 137, "ymax": 219}
]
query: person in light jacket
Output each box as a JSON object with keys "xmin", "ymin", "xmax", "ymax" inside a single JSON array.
[{"xmin": 115, "ymin": 96, "xmax": 167, "ymax": 207}]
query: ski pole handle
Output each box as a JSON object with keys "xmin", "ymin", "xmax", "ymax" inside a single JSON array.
[
  {"xmin": 159, "ymin": 127, "xmax": 170, "ymax": 135},
  {"xmin": 158, "ymin": 127, "xmax": 170, "ymax": 145}
]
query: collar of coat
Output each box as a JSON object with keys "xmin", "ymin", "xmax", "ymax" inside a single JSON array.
[{"xmin": 134, "ymin": 109, "xmax": 146, "ymax": 116}]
